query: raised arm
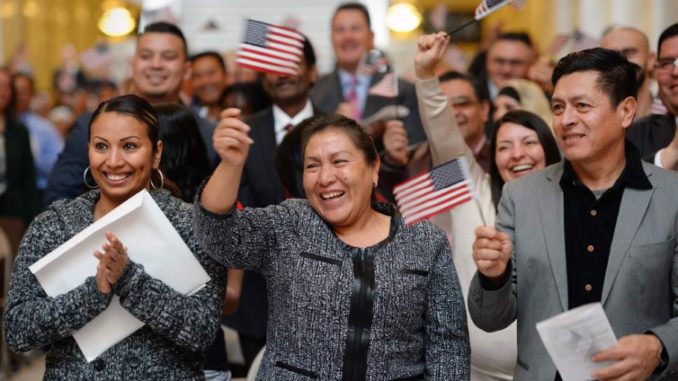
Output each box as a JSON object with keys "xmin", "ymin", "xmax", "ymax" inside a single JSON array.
[
  {"xmin": 414, "ymin": 32, "xmax": 468, "ymax": 164},
  {"xmin": 3, "ymin": 213, "xmax": 112, "ymax": 353},
  {"xmin": 200, "ymin": 108, "xmax": 253, "ymax": 213}
]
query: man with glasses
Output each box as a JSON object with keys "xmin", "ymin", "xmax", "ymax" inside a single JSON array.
[
  {"xmin": 438, "ymin": 71, "xmax": 491, "ymax": 173},
  {"xmin": 601, "ymin": 26, "xmax": 656, "ymax": 119},
  {"xmin": 485, "ymin": 33, "xmax": 536, "ymax": 101},
  {"xmin": 627, "ymin": 23, "xmax": 678, "ymax": 161}
]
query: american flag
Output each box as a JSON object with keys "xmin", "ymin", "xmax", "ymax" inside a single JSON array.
[
  {"xmin": 474, "ymin": 0, "xmax": 512, "ymax": 20},
  {"xmin": 368, "ymin": 72, "xmax": 398, "ymax": 98},
  {"xmin": 236, "ymin": 19, "xmax": 305, "ymax": 77},
  {"xmin": 393, "ymin": 157, "xmax": 473, "ymax": 226},
  {"xmin": 80, "ymin": 43, "xmax": 112, "ymax": 71}
]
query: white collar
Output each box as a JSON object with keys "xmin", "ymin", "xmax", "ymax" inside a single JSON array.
[{"xmin": 273, "ymin": 99, "xmax": 314, "ymax": 133}]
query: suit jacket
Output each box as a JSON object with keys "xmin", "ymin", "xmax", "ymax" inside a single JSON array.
[
  {"xmin": 310, "ymin": 70, "xmax": 426, "ymax": 144},
  {"xmin": 627, "ymin": 113, "xmax": 676, "ymax": 158},
  {"xmin": 468, "ymin": 161, "xmax": 678, "ymax": 380}
]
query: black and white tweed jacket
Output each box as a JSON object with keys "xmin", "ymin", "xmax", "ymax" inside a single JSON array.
[
  {"xmin": 196, "ymin": 198, "xmax": 470, "ymax": 380},
  {"xmin": 4, "ymin": 189, "xmax": 226, "ymax": 380}
]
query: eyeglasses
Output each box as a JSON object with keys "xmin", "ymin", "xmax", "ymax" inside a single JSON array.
[{"xmin": 655, "ymin": 57, "xmax": 678, "ymax": 72}]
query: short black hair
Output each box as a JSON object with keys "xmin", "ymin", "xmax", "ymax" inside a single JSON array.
[
  {"xmin": 657, "ymin": 23, "xmax": 678, "ymax": 54},
  {"xmin": 12, "ymin": 72, "xmax": 35, "ymax": 93},
  {"xmin": 552, "ymin": 47, "xmax": 640, "ymax": 107},
  {"xmin": 333, "ymin": 2, "xmax": 371, "ymax": 29},
  {"xmin": 302, "ymin": 36, "xmax": 316, "ymax": 68},
  {"xmin": 140, "ymin": 21, "xmax": 188, "ymax": 58},
  {"xmin": 190, "ymin": 51, "xmax": 227, "ymax": 73},
  {"xmin": 438, "ymin": 71, "xmax": 489, "ymax": 103},
  {"xmin": 491, "ymin": 32, "xmax": 534, "ymax": 49}
]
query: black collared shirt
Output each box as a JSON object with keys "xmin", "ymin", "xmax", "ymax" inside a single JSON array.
[{"xmin": 560, "ymin": 142, "xmax": 652, "ymax": 310}]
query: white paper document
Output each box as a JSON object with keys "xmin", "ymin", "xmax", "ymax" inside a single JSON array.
[
  {"xmin": 29, "ymin": 190, "xmax": 210, "ymax": 362},
  {"xmin": 536, "ymin": 303, "xmax": 618, "ymax": 381}
]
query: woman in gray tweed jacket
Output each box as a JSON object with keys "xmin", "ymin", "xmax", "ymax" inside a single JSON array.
[
  {"xmin": 3, "ymin": 95, "xmax": 226, "ymax": 380},
  {"xmin": 197, "ymin": 112, "xmax": 470, "ymax": 380}
]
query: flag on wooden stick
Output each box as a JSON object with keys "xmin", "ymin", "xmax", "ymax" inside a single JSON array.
[
  {"xmin": 393, "ymin": 157, "xmax": 474, "ymax": 226},
  {"xmin": 236, "ymin": 19, "xmax": 305, "ymax": 77}
]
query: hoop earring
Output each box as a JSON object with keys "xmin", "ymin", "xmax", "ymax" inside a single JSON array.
[
  {"xmin": 150, "ymin": 168, "xmax": 164, "ymax": 190},
  {"xmin": 83, "ymin": 167, "xmax": 99, "ymax": 189}
]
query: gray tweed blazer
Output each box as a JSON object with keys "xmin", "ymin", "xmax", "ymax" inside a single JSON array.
[
  {"xmin": 4, "ymin": 189, "xmax": 226, "ymax": 380},
  {"xmin": 195, "ymin": 198, "xmax": 470, "ymax": 380}
]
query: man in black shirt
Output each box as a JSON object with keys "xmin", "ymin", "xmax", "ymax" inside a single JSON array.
[{"xmin": 468, "ymin": 48, "xmax": 678, "ymax": 380}]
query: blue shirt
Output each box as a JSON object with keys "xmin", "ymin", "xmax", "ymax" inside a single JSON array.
[{"xmin": 20, "ymin": 112, "xmax": 64, "ymax": 190}]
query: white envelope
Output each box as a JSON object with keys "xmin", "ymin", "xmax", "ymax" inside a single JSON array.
[
  {"xmin": 536, "ymin": 303, "xmax": 618, "ymax": 381},
  {"xmin": 29, "ymin": 189, "xmax": 210, "ymax": 362}
]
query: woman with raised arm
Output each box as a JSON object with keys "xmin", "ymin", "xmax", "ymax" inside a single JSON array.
[{"xmin": 196, "ymin": 109, "xmax": 470, "ymax": 380}]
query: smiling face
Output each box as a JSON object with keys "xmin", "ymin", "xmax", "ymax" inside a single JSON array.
[
  {"xmin": 440, "ymin": 79, "xmax": 489, "ymax": 146},
  {"xmin": 191, "ymin": 55, "xmax": 227, "ymax": 106},
  {"xmin": 89, "ymin": 112, "xmax": 162, "ymax": 207},
  {"xmin": 487, "ymin": 40, "xmax": 534, "ymax": 88},
  {"xmin": 331, "ymin": 9, "xmax": 374, "ymax": 72},
  {"xmin": 655, "ymin": 35, "xmax": 678, "ymax": 115},
  {"xmin": 262, "ymin": 57, "xmax": 317, "ymax": 107},
  {"xmin": 303, "ymin": 128, "xmax": 378, "ymax": 229},
  {"xmin": 494, "ymin": 122, "xmax": 546, "ymax": 182},
  {"xmin": 132, "ymin": 32, "xmax": 189, "ymax": 104},
  {"xmin": 551, "ymin": 71, "xmax": 634, "ymax": 167}
]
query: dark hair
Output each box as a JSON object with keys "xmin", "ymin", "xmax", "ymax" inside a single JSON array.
[
  {"xmin": 489, "ymin": 110, "xmax": 561, "ymax": 207},
  {"xmin": 658, "ymin": 23, "xmax": 678, "ymax": 53},
  {"xmin": 140, "ymin": 21, "xmax": 188, "ymax": 59},
  {"xmin": 300, "ymin": 114, "xmax": 378, "ymax": 166},
  {"xmin": 88, "ymin": 94, "xmax": 160, "ymax": 150},
  {"xmin": 497, "ymin": 86, "xmax": 521, "ymax": 103},
  {"xmin": 302, "ymin": 36, "xmax": 317, "ymax": 68},
  {"xmin": 333, "ymin": 2, "xmax": 371, "ymax": 29},
  {"xmin": 552, "ymin": 47, "xmax": 640, "ymax": 107},
  {"xmin": 491, "ymin": 32, "xmax": 534, "ymax": 49},
  {"xmin": 190, "ymin": 51, "xmax": 227, "ymax": 73},
  {"xmin": 0, "ymin": 68, "xmax": 16, "ymax": 119},
  {"xmin": 12, "ymin": 72, "xmax": 35, "ymax": 93},
  {"xmin": 155, "ymin": 103, "xmax": 212, "ymax": 202},
  {"xmin": 438, "ymin": 70, "xmax": 489, "ymax": 103}
]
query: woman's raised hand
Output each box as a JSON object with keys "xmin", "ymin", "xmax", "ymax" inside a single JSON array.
[
  {"xmin": 214, "ymin": 108, "xmax": 254, "ymax": 167},
  {"xmin": 94, "ymin": 231, "xmax": 129, "ymax": 293},
  {"xmin": 415, "ymin": 32, "xmax": 450, "ymax": 80}
]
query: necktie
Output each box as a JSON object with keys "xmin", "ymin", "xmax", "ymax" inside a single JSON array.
[{"xmin": 346, "ymin": 75, "xmax": 361, "ymax": 120}]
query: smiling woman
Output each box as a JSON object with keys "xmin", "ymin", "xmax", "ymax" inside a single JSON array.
[
  {"xmin": 4, "ymin": 94, "xmax": 226, "ymax": 380},
  {"xmin": 196, "ymin": 111, "xmax": 470, "ymax": 380}
]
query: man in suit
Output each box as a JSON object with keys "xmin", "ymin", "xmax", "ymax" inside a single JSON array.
[
  {"xmin": 44, "ymin": 22, "xmax": 217, "ymax": 206},
  {"xmin": 630, "ymin": 23, "xmax": 678, "ymax": 165},
  {"xmin": 484, "ymin": 32, "xmax": 536, "ymax": 101},
  {"xmin": 469, "ymin": 47, "xmax": 678, "ymax": 380},
  {"xmin": 310, "ymin": 2, "xmax": 425, "ymax": 144}
]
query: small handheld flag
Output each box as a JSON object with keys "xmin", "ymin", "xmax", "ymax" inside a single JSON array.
[
  {"xmin": 236, "ymin": 19, "xmax": 305, "ymax": 77},
  {"xmin": 368, "ymin": 72, "xmax": 398, "ymax": 98},
  {"xmin": 447, "ymin": 0, "xmax": 523, "ymax": 36},
  {"xmin": 393, "ymin": 157, "xmax": 474, "ymax": 226}
]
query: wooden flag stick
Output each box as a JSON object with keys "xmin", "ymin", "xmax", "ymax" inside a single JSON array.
[{"xmin": 446, "ymin": 18, "xmax": 477, "ymax": 36}]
